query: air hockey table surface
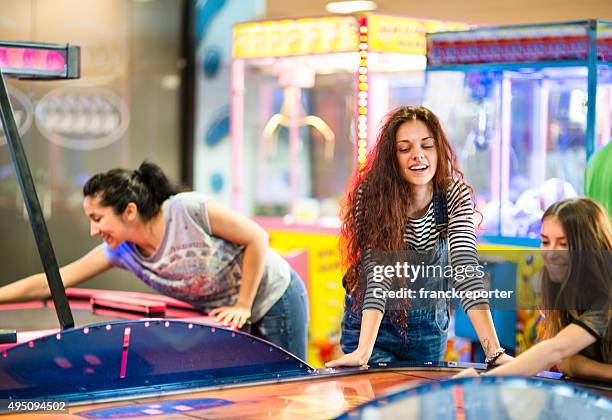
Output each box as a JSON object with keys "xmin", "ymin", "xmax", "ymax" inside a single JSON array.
[{"xmin": 1, "ymin": 290, "xmax": 610, "ymax": 419}]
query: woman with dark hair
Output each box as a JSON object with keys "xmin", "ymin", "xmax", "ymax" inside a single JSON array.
[
  {"xmin": 456, "ymin": 198, "xmax": 611, "ymax": 380},
  {"xmin": 326, "ymin": 106, "xmax": 511, "ymax": 367},
  {"xmin": 0, "ymin": 161, "xmax": 309, "ymax": 359}
]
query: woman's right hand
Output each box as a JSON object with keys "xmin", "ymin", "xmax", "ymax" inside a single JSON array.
[
  {"xmin": 325, "ymin": 348, "xmax": 370, "ymax": 368},
  {"xmin": 326, "ymin": 309, "xmax": 382, "ymax": 368}
]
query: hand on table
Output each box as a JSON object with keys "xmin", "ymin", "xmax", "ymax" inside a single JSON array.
[
  {"xmin": 325, "ymin": 349, "xmax": 369, "ymax": 368},
  {"xmin": 453, "ymin": 367, "xmax": 480, "ymax": 378},
  {"xmin": 209, "ymin": 304, "xmax": 251, "ymax": 329}
]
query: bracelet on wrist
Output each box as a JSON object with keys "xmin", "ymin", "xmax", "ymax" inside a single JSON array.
[{"xmin": 485, "ymin": 347, "xmax": 505, "ymax": 366}]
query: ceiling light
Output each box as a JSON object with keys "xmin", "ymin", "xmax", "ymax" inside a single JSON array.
[{"xmin": 326, "ymin": 1, "xmax": 377, "ymax": 14}]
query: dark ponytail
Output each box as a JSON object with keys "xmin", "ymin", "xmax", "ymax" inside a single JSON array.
[{"xmin": 83, "ymin": 161, "xmax": 180, "ymax": 222}]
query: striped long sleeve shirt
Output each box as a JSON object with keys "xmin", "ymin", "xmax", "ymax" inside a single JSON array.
[{"xmin": 361, "ymin": 180, "xmax": 488, "ymax": 313}]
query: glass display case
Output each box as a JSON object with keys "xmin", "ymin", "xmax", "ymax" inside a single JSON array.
[
  {"xmin": 424, "ymin": 20, "xmax": 612, "ymax": 245},
  {"xmin": 231, "ymin": 14, "xmax": 469, "ymax": 225}
]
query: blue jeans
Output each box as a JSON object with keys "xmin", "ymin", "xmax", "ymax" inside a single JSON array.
[
  {"xmin": 252, "ymin": 271, "xmax": 309, "ymax": 360},
  {"xmin": 341, "ymin": 296, "xmax": 449, "ymax": 363}
]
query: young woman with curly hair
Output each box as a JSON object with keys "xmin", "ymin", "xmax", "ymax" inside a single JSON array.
[{"xmin": 327, "ymin": 106, "xmax": 511, "ymax": 367}]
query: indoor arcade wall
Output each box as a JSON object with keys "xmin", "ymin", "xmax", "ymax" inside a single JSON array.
[
  {"xmin": 192, "ymin": 0, "xmax": 264, "ymax": 206},
  {"xmin": 0, "ymin": 0, "xmax": 183, "ymax": 293}
]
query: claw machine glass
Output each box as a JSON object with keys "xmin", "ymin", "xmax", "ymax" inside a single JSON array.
[
  {"xmin": 231, "ymin": 14, "xmax": 469, "ymax": 366},
  {"xmin": 423, "ymin": 20, "xmax": 612, "ymax": 357},
  {"xmin": 424, "ymin": 20, "xmax": 611, "ymax": 244}
]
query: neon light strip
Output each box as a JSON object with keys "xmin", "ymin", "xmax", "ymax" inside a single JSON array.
[
  {"xmin": 0, "ymin": 47, "xmax": 66, "ymax": 76},
  {"xmin": 356, "ymin": 17, "xmax": 369, "ymax": 173},
  {"xmin": 538, "ymin": 80, "xmax": 550, "ymax": 189},
  {"xmin": 489, "ymin": 82, "xmax": 501, "ymax": 223},
  {"xmin": 119, "ymin": 327, "xmax": 131, "ymax": 379},
  {"xmin": 500, "ymin": 78, "xmax": 512, "ymax": 206},
  {"xmin": 0, "ymin": 42, "xmax": 79, "ymax": 79}
]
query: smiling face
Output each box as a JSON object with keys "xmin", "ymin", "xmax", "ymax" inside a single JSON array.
[
  {"xmin": 83, "ymin": 195, "xmax": 130, "ymax": 250},
  {"xmin": 541, "ymin": 216, "xmax": 570, "ymax": 283},
  {"xmin": 395, "ymin": 120, "xmax": 438, "ymax": 187}
]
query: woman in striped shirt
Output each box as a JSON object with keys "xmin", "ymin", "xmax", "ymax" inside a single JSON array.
[{"xmin": 326, "ymin": 106, "xmax": 512, "ymax": 367}]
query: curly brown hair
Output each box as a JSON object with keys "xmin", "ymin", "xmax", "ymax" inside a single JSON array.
[{"xmin": 341, "ymin": 106, "xmax": 471, "ymax": 310}]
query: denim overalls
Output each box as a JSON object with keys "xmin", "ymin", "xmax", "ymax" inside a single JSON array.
[{"xmin": 341, "ymin": 191, "xmax": 452, "ymax": 363}]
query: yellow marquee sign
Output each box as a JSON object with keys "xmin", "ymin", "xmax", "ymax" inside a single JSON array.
[
  {"xmin": 233, "ymin": 16, "xmax": 359, "ymax": 59},
  {"xmin": 368, "ymin": 15, "xmax": 470, "ymax": 55},
  {"xmin": 233, "ymin": 14, "xmax": 470, "ymax": 59}
]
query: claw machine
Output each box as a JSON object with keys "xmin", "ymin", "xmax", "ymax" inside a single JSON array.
[
  {"xmin": 230, "ymin": 14, "xmax": 469, "ymax": 366},
  {"xmin": 424, "ymin": 20, "xmax": 612, "ymax": 357}
]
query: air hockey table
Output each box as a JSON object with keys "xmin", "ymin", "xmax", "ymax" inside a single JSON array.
[
  {"xmin": 1, "ymin": 39, "xmax": 610, "ymax": 420},
  {"xmin": 1, "ymin": 289, "xmax": 611, "ymax": 419}
]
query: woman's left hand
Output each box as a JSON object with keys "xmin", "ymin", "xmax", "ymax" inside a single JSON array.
[
  {"xmin": 209, "ymin": 305, "xmax": 251, "ymax": 329},
  {"xmin": 453, "ymin": 367, "xmax": 480, "ymax": 378},
  {"xmin": 492, "ymin": 353, "xmax": 514, "ymax": 366}
]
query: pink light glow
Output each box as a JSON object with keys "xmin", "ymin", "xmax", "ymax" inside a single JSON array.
[
  {"xmin": 500, "ymin": 78, "xmax": 512, "ymax": 206},
  {"xmin": 119, "ymin": 327, "xmax": 131, "ymax": 379},
  {"xmin": 289, "ymin": 87, "xmax": 299, "ymax": 214},
  {"xmin": 0, "ymin": 47, "xmax": 65, "ymax": 73},
  {"xmin": 538, "ymin": 81, "xmax": 550, "ymax": 187}
]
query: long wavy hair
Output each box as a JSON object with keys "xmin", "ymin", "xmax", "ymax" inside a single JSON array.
[
  {"xmin": 341, "ymin": 106, "xmax": 471, "ymax": 314},
  {"xmin": 539, "ymin": 198, "xmax": 612, "ymax": 362}
]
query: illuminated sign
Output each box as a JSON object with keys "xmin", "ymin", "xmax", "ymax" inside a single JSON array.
[
  {"xmin": 0, "ymin": 41, "xmax": 80, "ymax": 79},
  {"xmin": 233, "ymin": 16, "xmax": 359, "ymax": 58},
  {"xmin": 368, "ymin": 15, "xmax": 470, "ymax": 55},
  {"xmin": 232, "ymin": 14, "xmax": 469, "ymax": 59},
  {"xmin": 426, "ymin": 22, "xmax": 611, "ymax": 65}
]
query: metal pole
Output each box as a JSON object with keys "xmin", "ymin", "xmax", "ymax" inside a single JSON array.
[
  {"xmin": 585, "ymin": 20, "xmax": 598, "ymax": 161},
  {"xmin": 0, "ymin": 70, "xmax": 74, "ymax": 329}
]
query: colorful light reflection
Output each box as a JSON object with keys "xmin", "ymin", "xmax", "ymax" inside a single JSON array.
[{"xmin": 0, "ymin": 47, "xmax": 66, "ymax": 75}]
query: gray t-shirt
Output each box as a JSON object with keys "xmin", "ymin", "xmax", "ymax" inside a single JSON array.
[
  {"xmin": 571, "ymin": 309, "xmax": 611, "ymax": 364},
  {"xmin": 102, "ymin": 192, "xmax": 291, "ymax": 322}
]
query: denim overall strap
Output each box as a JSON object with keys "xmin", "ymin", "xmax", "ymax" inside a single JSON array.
[{"xmin": 433, "ymin": 189, "xmax": 448, "ymax": 239}]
